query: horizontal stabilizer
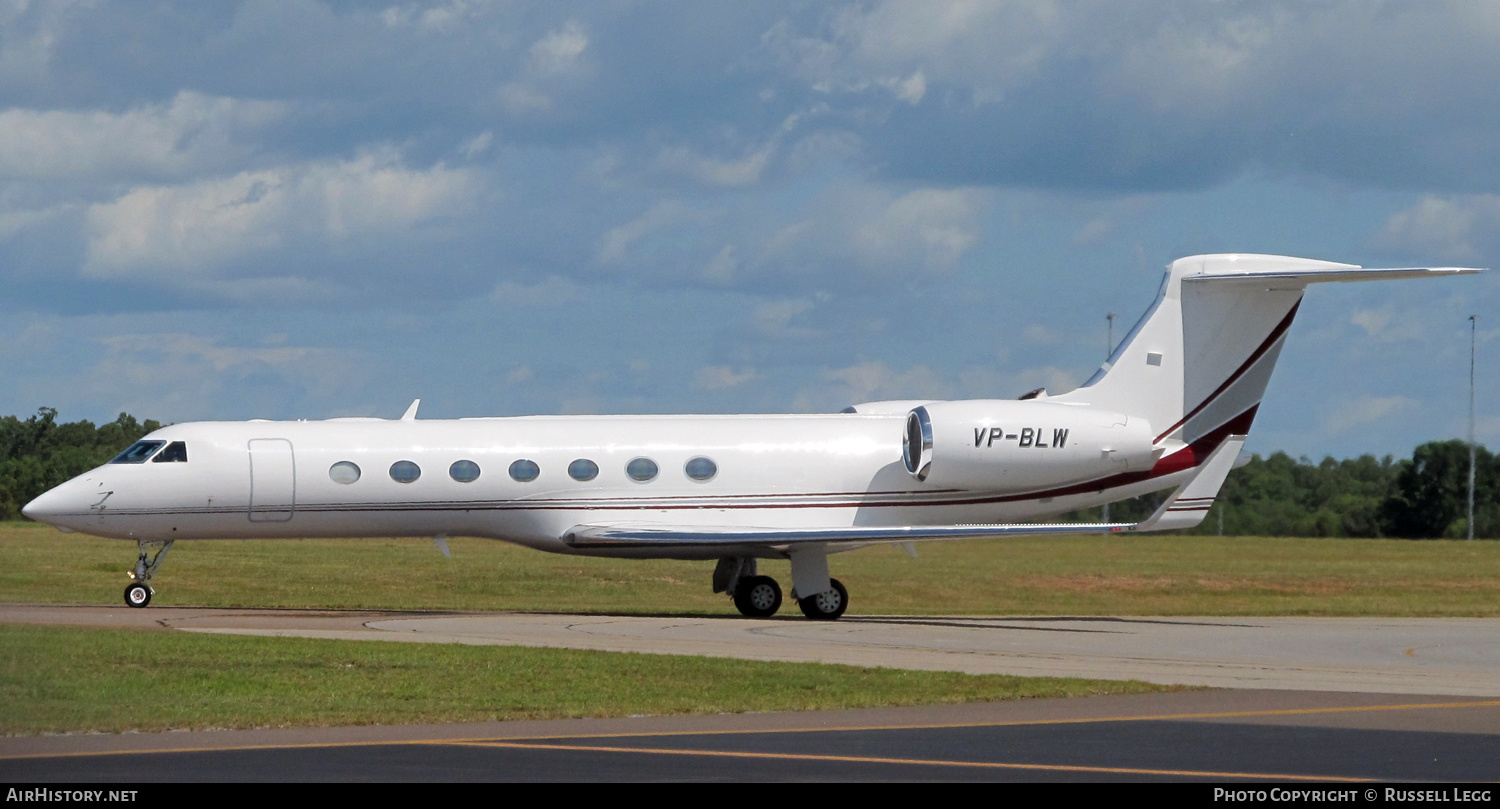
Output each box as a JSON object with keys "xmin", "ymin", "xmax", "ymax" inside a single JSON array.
[
  {"xmin": 1132, "ymin": 435, "xmax": 1246, "ymax": 532},
  {"xmin": 1186, "ymin": 265, "xmax": 1483, "ymax": 286}
]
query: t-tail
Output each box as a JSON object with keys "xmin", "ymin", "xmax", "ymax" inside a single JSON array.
[{"xmin": 1051, "ymin": 253, "xmax": 1481, "ymax": 527}]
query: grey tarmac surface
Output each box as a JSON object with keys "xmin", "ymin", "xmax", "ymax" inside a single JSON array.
[
  {"xmin": 3, "ymin": 690, "xmax": 1500, "ymax": 782},
  {"xmin": 5, "ymin": 606, "xmax": 1499, "ymax": 781},
  {"xmin": 5, "ymin": 605, "xmax": 1494, "ymax": 696}
]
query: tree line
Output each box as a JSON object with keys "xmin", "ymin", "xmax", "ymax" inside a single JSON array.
[
  {"xmin": 1078, "ymin": 440, "xmax": 1498, "ymax": 538},
  {"xmin": 0, "ymin": 408, "xmax": 161, "ymax": 522},
  {"xmin": 0, "ymin": 407, "xmax": 1494, "ymax": 537}
]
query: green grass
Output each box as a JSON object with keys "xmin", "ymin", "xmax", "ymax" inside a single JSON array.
[
  {"xmin": 3, "ymin": 522, "xmax": 1499, "ymax": 616},
  {"xmin": 0, "ymin": 624, "xmax": 1168, "ymax": 735}
]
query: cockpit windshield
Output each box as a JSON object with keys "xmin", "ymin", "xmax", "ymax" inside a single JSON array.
[
  {"xmin": 109, "ymin": 441, "xmax": 165, "ymax": 464},
  {"xmin": 152, "ymin": 441, "xmax": 188, "ymax": 463}
]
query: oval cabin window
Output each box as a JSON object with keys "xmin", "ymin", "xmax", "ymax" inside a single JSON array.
[
  {"xmin": 449, "ymin": 460, "xmax": 481, "ymax": 483},
  {"xmin": 508, "ymin": 459, "xmax": 540, "ymax": 482},
  {"xmin": 568, "ymin": 459, "xmax": 599, "ymax": 481},
  {"xmin": 684, "ymin": 456, "xmax": 717, "ymax": 482},
  {"xmin": 626, "ymin": 457, "xmax": 658, "ymax": 482},
  {"xmin": 389, "ymin": 461, "xmax": 421, "ymax": 484},
  {"xmin": 329, "ymin": 461, "xmax": 361, "ymax": 484}
]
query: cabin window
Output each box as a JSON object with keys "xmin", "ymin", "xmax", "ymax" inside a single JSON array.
[
  {"xmin": 449, "ymin": 460, "xmax": 481, "ymax": 483},
  {"xmin": 109, "ymin": 441, "xmax": 164, "ymax": 464},
  {"xmin": 509, "ymin": 459, "xmax": 540, "ymax": 482},
  {"xmin": 684, "ymin": 456, "xmax": 717, "ymax": 481},
  {"xmin": 568, "ymin": 459, "xmax": 599, "ymax": 481},
  {"xmin": 389, "ymin": 460, "xmax": 421, "ymax": 483},
  {"xmin": 152, "ymin": 441, "xmax": 188, "ymax": 463},
  {"xmin": 329, "ymin": 461, "xmax": 361, "ymax": 484},
  {"xmin": 626, "ymin": 457, "xmax": 658, "ymax": 482}
]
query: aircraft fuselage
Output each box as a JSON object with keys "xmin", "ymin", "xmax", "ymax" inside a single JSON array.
[{"xmin": 23, "ymin": 411, "xmax": 1186, "ymax": 559}]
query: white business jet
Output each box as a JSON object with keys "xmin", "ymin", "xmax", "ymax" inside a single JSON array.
[{"xmin": 23, "ymin": 254, "xmax": 1480, "ymax": 617}]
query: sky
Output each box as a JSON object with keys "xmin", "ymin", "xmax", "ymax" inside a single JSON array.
[{"xmin": 2, "ymin": 0, "xmax": 1497, "ymax": 461}]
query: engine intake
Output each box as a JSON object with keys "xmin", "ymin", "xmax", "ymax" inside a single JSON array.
[{"xmin": 903, "ymin": 400, "xmax": 1157, "ymax": 491}]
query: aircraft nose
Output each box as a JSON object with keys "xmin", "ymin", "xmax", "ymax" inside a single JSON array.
[
  {"xmin": 22, "ymin": 481, "xmax": 86, "ymax": 526},
  {"xmin": 22, "ymin": 486, "xmax": 66, "ymax": 523}
]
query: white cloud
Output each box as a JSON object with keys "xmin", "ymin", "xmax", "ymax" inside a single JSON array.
[
  {"xmin": 852, "ymin": 187, "xmax": 984, "ymax": 271},
  {"xmin": 461, "ymin": 130, "xmax": 493, "ymax": 160},
  {"xmin": 1323, "ymin": 395, "xmax": 1420, "ymax": 434},
  {"xmin": 0, "ymin": 0, "xmax": 85, "ymax": 88},
  {"xmin": 597, "ymin": 200, "xmax": 690, "ymax": 263},
  {"xmin": 380, "ymin": 1, "xmax": 493, "ymax": 32},
  {"xmin": 751, "ymin": 297, "xmax": 815, "ymax": 336},
  {"xmin": 1350, "ymin": 306, "xmax": 1425, "ymax": 343},
  {"xmin": 529, "ymin": 20, "xmax": 588, "ymax": 74},
  {"xmin": 1022, "ymin": 324, "xmax": 1064, "ymax": 344},
  {"xmin": 694, "ymin": 365, "xmax": 758, "ymax": 391},
  {"xmin": 657, "ymin": 142, "xmax": 775, "ymax": 187},
  {"xmin": 490, "ymin": 275, "xmax": 580, "ymax": 307},
  {"xmin": 99, "ymin": 332, "xmax": 320, "ymax": 374},
  {"xmin": 702, "ymin": 244, "xmax": 738, "ymax": 283},
  {"xmin": 83, "ymin": 148, "xmax": 476, "ymax": 277},
  {"xmin": 498, "ymin": 20, "xmax": 591, "ymax": 114},
  {"xmin": 1375, "ymin": 194, "xmax": 1500, "ymax": 263},
  {"xmin": 1073, "ymin": 217, "xmax": 1113, "ymax": 245},
  {"xmin": 77, "ymin": 331, "xmax": 364, "ymax": 419},
  {"xmin": 655, "ymin": 113, "xmax": 804, "ymax": 187},
  {"xmin": 0, "ymin": 92, "xmax": 288, "ymax": 181},
  {"xmin": 800, "ymin": 361, "xmax": 951, "ymax": 410},
  {"xmin": 762, "ymin": 183, "xmax": 988, "ymax": 276}
]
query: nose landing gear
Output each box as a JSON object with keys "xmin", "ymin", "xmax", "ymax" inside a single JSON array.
[
  {"xmin": 124, "ymin": 539, "xmax": 174, "ymax": 608},
  {"xmin": 124, "ymin": 581, "xmax": 151, "ymax": 608}
]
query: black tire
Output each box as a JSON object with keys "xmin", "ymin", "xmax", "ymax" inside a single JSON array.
[
  {"xmin": 797, "ymin": 578, "xmax": 848, "ymax": 620},
  {"xmin": 733, "ymin": 575, "xmax": 782, "ymax": 618},
  {"xmin": 124, "ymin": 582, "xmax": 151, "ymax": 609}
]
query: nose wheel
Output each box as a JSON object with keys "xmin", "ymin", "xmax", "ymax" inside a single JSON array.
[
  {"xmin": 123, "ymin": 539, "xmax": 173, "ymax": 608},
  {"xmin": 124, "ymin": 582, "xmax": 151, "ymax": 608}
]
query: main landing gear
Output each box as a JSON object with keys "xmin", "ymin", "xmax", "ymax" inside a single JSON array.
[
  {"xmin": 713, "ymin": 556, "xmax": 849, "ymax": 620},
  {"xmin": 124, "ymin": 539, "xmax": 174, "ymax": 608}
]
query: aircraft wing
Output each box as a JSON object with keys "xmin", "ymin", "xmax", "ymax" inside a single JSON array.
[
  {"xmin": 562, "ymin": 436, "xmax": 1247, "ymax": 551},
  {"xmin": 562, "ymin": 520, "xmax": 1135, "ymax": 550}
]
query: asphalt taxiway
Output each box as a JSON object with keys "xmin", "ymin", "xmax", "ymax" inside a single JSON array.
[{"xmin": 3, "ymin": 690, "xmax": 1499, "ymax": 781}]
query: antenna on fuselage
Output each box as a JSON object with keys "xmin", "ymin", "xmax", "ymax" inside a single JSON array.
[{"xmin": 401, "ymin": 399, "xmax": 421, "ymax": 421}]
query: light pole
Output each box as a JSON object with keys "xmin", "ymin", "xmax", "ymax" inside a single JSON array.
[
  {"xmin": 1469, "ymin": 315, "xmax": 1477, "ymax": 541},
  {"xmin": 1103, "ymin": 313, "xmax": 1117, "ymax": 523},
  {"xmin": 1106, "ymin": 313, "xmax": 1117, "ymax": 362}
]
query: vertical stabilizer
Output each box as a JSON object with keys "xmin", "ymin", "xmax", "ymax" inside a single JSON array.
[{"xmin": 1053, "ymin": 254, "xmax": 1478, "ymax": 454}]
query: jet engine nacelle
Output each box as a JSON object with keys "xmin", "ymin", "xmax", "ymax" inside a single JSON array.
[{"xmin": 903, "ymin": 400, "xmax": 1158, "ymax": 491}]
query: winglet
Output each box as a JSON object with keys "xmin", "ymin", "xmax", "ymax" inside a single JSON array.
[
  {"xmin": 1133, "ymin": 435, "xmax": 1246, "ymax": 532},
  {"xmin": 401, "ymin": 399, "xmax": 421, "ymax": 421}
]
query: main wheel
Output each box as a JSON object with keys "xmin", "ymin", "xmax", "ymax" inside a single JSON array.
[
  {"xmin": 733, "ymin": 575, "xmax": 782, "ymax": 618},
  {"xmin": 124, "ymin": 582, "xmax": 151, "ymax": 609},
  {"xmin": 797, "ymin": 578, "xmax": 848, "ymax": 620}
]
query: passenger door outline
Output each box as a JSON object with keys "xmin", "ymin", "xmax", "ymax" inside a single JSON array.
[{"xmin": 248, "ymin": 438, "xmax": 296, "ymax": 522}]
